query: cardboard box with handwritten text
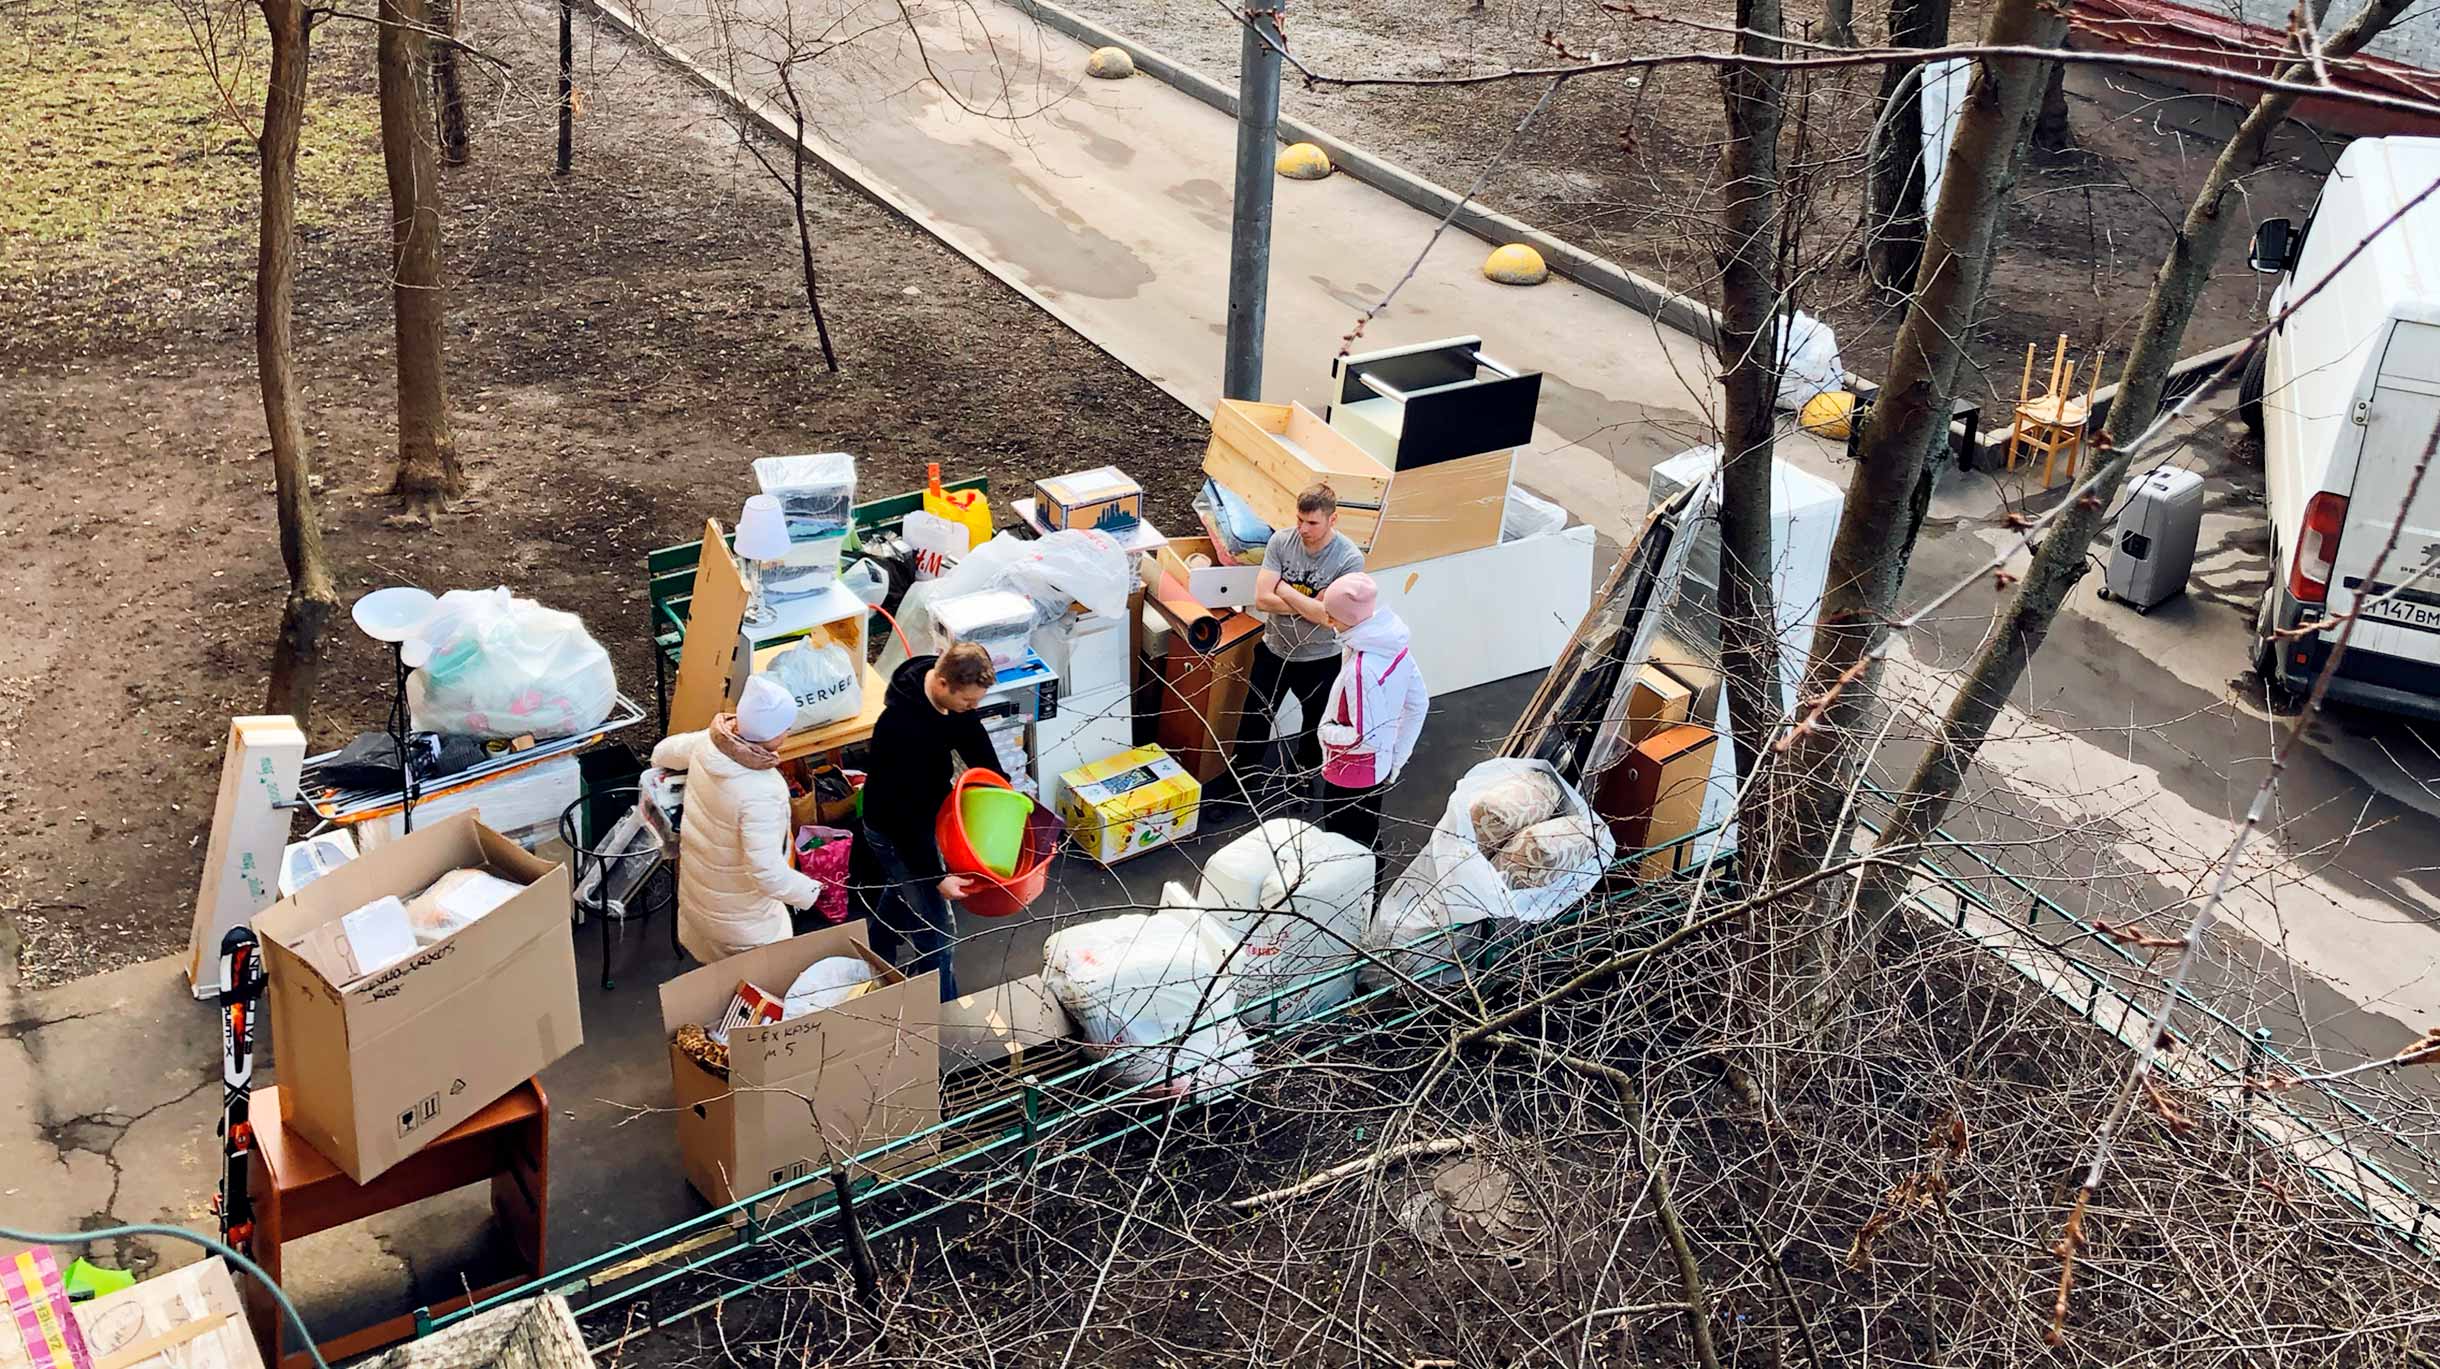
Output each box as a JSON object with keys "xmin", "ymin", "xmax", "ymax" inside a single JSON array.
[
  {"xmin": 659, "ymin": 921, "xmax": 939, "ymax": 1214},
  {"xmin": 255, "ymin": 812, "xmax": 581, "ymax": 1183}
]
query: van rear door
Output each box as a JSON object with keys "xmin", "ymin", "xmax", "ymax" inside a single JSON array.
[{"xmin": 2334, "ymin": 319, "xmax": 2440, "ymax": 655}]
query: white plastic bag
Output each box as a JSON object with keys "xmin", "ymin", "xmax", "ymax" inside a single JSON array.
[
  {"xmin": 768, "ymin": 639, "xmax": 862, "ymax": 730},
  {"xmin": 1187, "ymin": 819, "xmax": 1374, "ymax": 1024},
  {"xmin": 1502, "ymin": 485, "xmax": 1568, "ymax": 541},
  {"xmin": 1006, "ymin": 528, "xmax": 1132, "ymax": 621},
  {"xmin": 1041, "ymin": 911, "xmax": 1255, "ymax": 1098},
  {"xmin": 901, "ymin": 510, "xmax": 969, "ymax": 580},
  {"xmin": 1775, "ymin": 312, "xmax": 1845, "ymax": 412},
  {"xmin": 1373, "ymin": 760, "xmax": 1613, "ymax": 952},
  {"xmin": 407, "ymin": 588, "xmax": 617, "ymax": 739},
  {"xmin": 783, "ymin": 955, "xmax": 877, "ymax": 1017}
]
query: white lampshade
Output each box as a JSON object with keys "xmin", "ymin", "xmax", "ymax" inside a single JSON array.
[
  {"xmin": 351, "ymin": 585, "xmax": 436, "ymax": 643},
  {"xmin": 735, "ymin": 495, "xmax": 792, "ymax": 561}
]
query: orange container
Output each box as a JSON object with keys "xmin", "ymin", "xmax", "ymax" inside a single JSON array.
[{"xmin": 934, "ymin": 768, "xmax": 1063, "ymax": 918}]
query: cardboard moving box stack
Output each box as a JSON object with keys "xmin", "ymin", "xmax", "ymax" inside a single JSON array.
[
  {"xmin": 255, "ymin": 813, "xmax": 585, "ymax": 1184},
  {"xmin": 659, "ymin": 921, "xmax": 942, "ymax": 1212}
]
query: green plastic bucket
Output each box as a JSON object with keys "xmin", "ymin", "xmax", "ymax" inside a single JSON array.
[{"xmin": 958, "ymin": 784, "xmax": 1035, "ymax": 877}]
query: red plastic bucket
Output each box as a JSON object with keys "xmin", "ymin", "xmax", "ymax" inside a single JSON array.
[{"xmin": 935, "ymin": 768, "xmax": 1063, "ymax": 918}]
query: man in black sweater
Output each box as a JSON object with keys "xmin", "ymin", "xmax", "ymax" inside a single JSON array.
[{"xmin": 859, "ymin": 641, "xmax": 999, "ymax": 1000}]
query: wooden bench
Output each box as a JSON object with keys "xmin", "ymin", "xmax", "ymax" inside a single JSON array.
[
  {"xmin": 646, "ymin": 478, "xmax": 988, "ymax": 728},
  {"xmin": 243, "ymin": 1080, "xmax": 549, "ymax": 1369}
]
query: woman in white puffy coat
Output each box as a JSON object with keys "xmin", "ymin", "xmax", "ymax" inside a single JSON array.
[{"xmin": 650, "ymin": 675, "xmax": 823, "ymax": 963}]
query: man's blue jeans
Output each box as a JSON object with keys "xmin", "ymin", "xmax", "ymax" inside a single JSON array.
[{"xmin": 861, "ymin": 825, "xmax": 958, "ymax": 1002}]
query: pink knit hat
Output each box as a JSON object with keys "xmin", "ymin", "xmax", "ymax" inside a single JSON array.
[{"xmin": 1323, "ymin": 573, "xmax": 1378, "ymax": 627}]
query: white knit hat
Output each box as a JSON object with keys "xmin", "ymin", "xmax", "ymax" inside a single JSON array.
[{"xmin": 734, "ymin": 674, "xmax": 796, "ymax": 743}]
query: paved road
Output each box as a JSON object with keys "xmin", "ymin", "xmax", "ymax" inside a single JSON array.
[{"xmin": 613, "ymin": 0, "xmax": 2440, "ymax": 1086}]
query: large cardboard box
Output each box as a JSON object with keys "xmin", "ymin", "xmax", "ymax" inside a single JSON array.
[
  {"xmin": 255, "ymin": 813, "xmax": 582, "ymax": 1184},
  {"xmin": 1058, "ymin": 744, "xmax": 1202, "ymax": 864},
  {"xmin": 659, "ymin": 922, "xmax": 941, "ymax": 1213},
  {"xmin": 0, "ymin": 1257, "xmax": 261, "ymax": 1369}
]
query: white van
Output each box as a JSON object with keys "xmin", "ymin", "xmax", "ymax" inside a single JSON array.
[{"xmin": 2244, "ymin": 135, "xmax": 2440, "ymax": 716}]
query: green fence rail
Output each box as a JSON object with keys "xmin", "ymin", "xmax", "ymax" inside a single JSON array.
[{"xmin": 418, "ymin": 792, "xmax": 2440, "ymax": 1344}]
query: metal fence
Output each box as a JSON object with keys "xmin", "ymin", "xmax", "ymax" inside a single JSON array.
[{"xmin": 420, "ymin": 795, "xmax": 2440, "ymax": 1346}]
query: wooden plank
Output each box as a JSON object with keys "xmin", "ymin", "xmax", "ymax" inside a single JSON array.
[
  {"xmin": 1364, "ymin": 448, "xmax": 1513, "ymax": 569},
  {"xmin": 667, "ymin": 518, "xmax": 749, "ymax": 736},
  {"xmin": 188, "ymin": 715, "xmax": 306, "ymax": 996}
]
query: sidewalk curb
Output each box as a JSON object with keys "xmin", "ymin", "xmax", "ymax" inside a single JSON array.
[{"xmin": 1006, "ymin": 0, "xmax": 1729, "ymax": 350}]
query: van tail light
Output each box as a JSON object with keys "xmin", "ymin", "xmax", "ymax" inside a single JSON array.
[{"xmin": 2289, "ymin": 492, "xmax": 2349, "ymax": 604}]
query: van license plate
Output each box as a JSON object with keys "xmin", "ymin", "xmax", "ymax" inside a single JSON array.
[{"xmin": 2359, "ymin": 595, "xmax": 2440, "ymax": 630}]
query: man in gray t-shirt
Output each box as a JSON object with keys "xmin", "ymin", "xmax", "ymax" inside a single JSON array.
[{"xmin": 1229, "ymin": 482, "xmax": 1365, "ymax": 806}]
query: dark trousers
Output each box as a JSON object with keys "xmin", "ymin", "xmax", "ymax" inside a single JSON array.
[
  {"xmin": 1320, "ymin": 781, "xmax": 1387, "ymax": 849},
  {"xmin": 860, "ymin": 825, "xmax": 958, "ymax": 1002},
  {"xmin": 1230, "ymin": 646, "xmax": 1339, "ymax": 802}
]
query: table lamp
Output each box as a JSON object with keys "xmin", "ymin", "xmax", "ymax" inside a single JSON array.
[
  {"xmin": 350, "ymin": 585, "xmax": 438, "ymax": 831},
  {"xmin": 735, "ymin": 495, "xmax": 792, "ymax": 629}
]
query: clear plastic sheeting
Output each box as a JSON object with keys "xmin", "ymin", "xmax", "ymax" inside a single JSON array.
[
  {"xmin": 751, "ymin": 452, "xmax": 857, "ymax": 543},
  {"xmin": 1041, "ymin": 911, "xmax": 1256, "ymax": 1099},
  {"xmin": 1774, "ymin": 311, "xmax": 1846, "ymax": 412},
  {"xmin": 1178, "ymin": 819, "xmax": 1375, "ymax": 1024},
  {"xmin": 1005, "ymin": 528, "xmax": 1133, "ymax": 620},
  {"xmin": 406, "ymin": 588, "xmax": 618, "ymax": 740},
  {"xmin": 1501, "ymin": 485, "xmax": 1568, "ymax": 541}
]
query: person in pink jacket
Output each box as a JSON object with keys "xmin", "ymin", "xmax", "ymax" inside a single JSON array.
[{"xmin": 1313, "ymin": 575, "xmax": 1429, "ymax": 849}]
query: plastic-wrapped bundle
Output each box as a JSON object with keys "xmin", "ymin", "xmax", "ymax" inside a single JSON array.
[
  {"xmin": 1182, "ymin": 819, "xmax": 1374, "ymax": 1024},
  {"xmin": 932, "ymin": 589, "xmax": 1037, "ymax": 668},
  {"xmin": 754, "ymin": 453, "xmax": 857, "ymax": 600},
  {"xmin": 753, "ymin": 452, "xmax": 857, "ymax": 542},
  {"xmin": 1371, "ymin": 758, "xmax": 1614, "ymax": 981},
  {"xmin": 1041, "ymin": 911, "xmax": 1254, "ymax": 1098}
]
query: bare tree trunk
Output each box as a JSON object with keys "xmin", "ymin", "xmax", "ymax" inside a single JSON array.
[
  {"xmin": 1844, "ymin": 0, "xmax": 2404, "ymax": 932},
  {"xmin": 1769, "ymin": 0, "xmax": 2066, "ymax": 900},
  {"xmin": 1866, "ymin": 0, "xmax": 1950, "ymax": 290},
  {"xmin": 2030, "ymin": 61, "xmax": 2070, "ymax": 154},
  {"xmin": 379, "ymin": 0, "xmax": 465, "ymax": 516},
  {"xmin": 779, "ymin": 69, "xmax": 840, "ymax": 373},
  {"xmin": 259, "ymin": 0, "xmax": 339, "ymax": 719},
  {"xmin": 431, "ymin": 0, "xmax": 469, "ymax": 165},
  {"xmin": 1715, "ymin": 0, "xmax": 1786, "ymax": 792},
  {"xmin": 1821, "ymin": 0, "xmax": 1855, "ymax": 46}
]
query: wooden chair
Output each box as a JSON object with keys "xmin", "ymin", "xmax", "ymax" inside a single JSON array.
[{"xmin": 2006, "ymin": 335, "xmax": 2105, "ymax": 488}]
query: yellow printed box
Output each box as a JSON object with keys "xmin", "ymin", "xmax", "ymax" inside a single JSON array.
[{"xmin": 1058, "ymin": 744, "xmax": 1201, "ymax": 864}]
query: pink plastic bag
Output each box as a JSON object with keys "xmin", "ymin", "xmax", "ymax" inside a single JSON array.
[{"xmin": 791, "ymin": 825, "xmax": 854, "ymax": 925}]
